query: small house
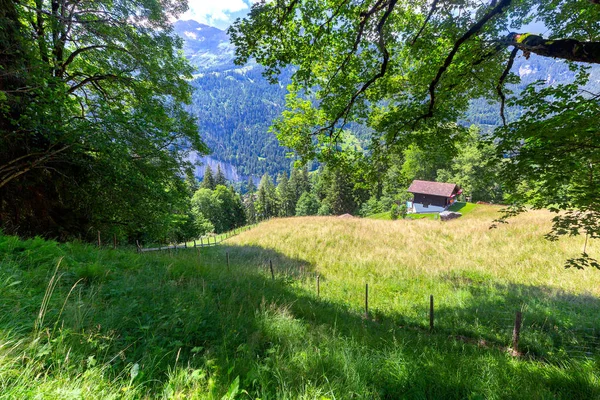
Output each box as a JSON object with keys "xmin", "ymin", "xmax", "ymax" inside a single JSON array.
[{"xmin": 406, "ymin": 180, "xmax": 462, "ymax": 214}]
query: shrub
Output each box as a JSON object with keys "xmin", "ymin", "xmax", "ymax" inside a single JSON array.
[{"xmin": 390, "ymin": 204, "xmax": 399, "ymax": 220}]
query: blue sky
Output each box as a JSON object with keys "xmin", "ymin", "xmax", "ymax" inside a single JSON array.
[
  {"xmin": 181, "ymin": 1, "xmax": 548, "ymax": 35},
  {"xmin": 182, "ymin": 0, "xmax": 257, "ymax": 30}
]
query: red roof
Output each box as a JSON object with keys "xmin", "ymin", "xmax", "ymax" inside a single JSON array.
[{"xmin": 407, "ymin": 180, "xmax": 459, "ymax": 198}]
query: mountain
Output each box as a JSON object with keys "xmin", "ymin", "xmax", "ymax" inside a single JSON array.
[
  {"xmin": 174, "ymin": 20, "xmax": 292, "ymax": 183},
  {"xmin": 174, "ymin": 20, "xmax": 236, "ymax": 71}
]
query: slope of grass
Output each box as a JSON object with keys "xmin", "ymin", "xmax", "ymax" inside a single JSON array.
[
  {"xmin": 448, "ymin": 201, "xmax": 478, "ymax": 214},
  {"xmin": 368, "ymin": 202, "xmax": 479, "ymax": 220},
  {"xmin": 1, "ymin": 207, "xmax": 600, "ymax": 398}
]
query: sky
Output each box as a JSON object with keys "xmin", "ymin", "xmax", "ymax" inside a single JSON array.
[
  {"xmin": 179, "ymin": 1, "xmax": 549, "ymax": 34},
  {"xmin": 181, "ymin": 0, "xmax": 257, "ymax": 30}
]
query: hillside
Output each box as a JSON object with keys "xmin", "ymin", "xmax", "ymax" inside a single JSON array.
[{"xmin": 1, "ymin": 206, "xmax": 599, "ymax": 398}]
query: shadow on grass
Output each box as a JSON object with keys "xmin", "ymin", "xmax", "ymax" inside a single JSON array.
[
  {"xmin": 1, "ymin": 240, "xmax": 600, "ymax": 398},
  {"xmin": 448, "ymin": 202, "xmax": 468, "ymax": 212}
]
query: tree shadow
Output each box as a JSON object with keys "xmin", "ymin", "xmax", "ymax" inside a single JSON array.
[{"xmin": 2, "ymin": 241, "xmax": 600, "ymax": 398}]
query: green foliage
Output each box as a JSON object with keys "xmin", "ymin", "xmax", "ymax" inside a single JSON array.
[
  {"xmin": 256, "ymin": 173, "xmax": 278, "ymax": 219},
  {"xmin": 276, "ymin": 172, "xmax": 295, "ymax": 217},
  {"xmin": 317, "ymin": 203, "xmax": 332, "ymax": 216},
  {"xmin": 360, "ymin": 197, "xmax": 384, "ymax": 217},
  {"xmin": 390, "ymin": 203, "xmax": 407, "ymax": 220},
  {"xmin": 0, "ymin": 0, "xmax": 206, "ymax": 241},
  {"xmin": 214, "ymin": 165, "xmax": 227, "ymax": 187},
  {"xmin": 390, "ymin": 204, "xmax": 400, "ymax": 220},
  {"xmin": 437, "ymin": 126, "xmax": 503, "ymax": 203},
  {"xmin": 295, "ymin": 192, "xmax": 320, "ymax": 216},
  {"xmin": 201, "ymin": 165, "xmax": 216, "ymax": 190},
  {"xmin": 2, "ymin": 213, "xmax": 600, "ymax": 397},
  {"xmin": 191, "ymin": 186, "xmax": 246, "ymax": 234}
]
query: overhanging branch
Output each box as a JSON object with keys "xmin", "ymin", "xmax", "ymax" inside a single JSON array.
[
  {"xmin": 504, "ymin": 33, "xmax": 600, "ymax": 64},
  {"xmin": 496, "ymin": 47, "xmax": 519, "ymax": 126},
  {"xmin": 420, "ymin": 0, "xmax": 513, "ymax": 121}
]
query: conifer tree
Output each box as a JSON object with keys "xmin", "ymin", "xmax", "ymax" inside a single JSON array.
[
  {"xmin": 325, "ymin": 168, "xmax": 356, "ymax": 215},
  {"xmin": 201, "ymin": 165, "xmax": 216, "ymax": 190},
  {"xmin": 184, "ymin": 170, "xmax": 200, "ymax": 197},
  {"xmin": 256, "ymin": 173, "xmax": 278, "ymax": 220},
  {"xmin": 247, "ymin": 176, "xmax": 257, "ymax": 194},
  {"xmin": 277, "ymin": 172, "xmax": 295, "ymax": 217},
  {"xmin": 244, "ymin": 195, "xmax": 257, "ymax": 224},
  {"xmin": 215, "ymin": 165, "xmax": 227, "ymax": 187},
  {"xmin": 295, "ymin": 192, "xmax": 320, "ymax": 216}
]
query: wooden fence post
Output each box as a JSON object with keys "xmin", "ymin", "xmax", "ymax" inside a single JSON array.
[
  {"xmin": 512, "ymin": 311, "xmax": 523, "ymax": 354},
  {"xmin": 270, "ymin": 260, "xmax": 275, "ymax": 280},
  {"xmin": 136, "ymin": 240, "xmax": 141, "ymax": 253},
  {"xmin": 184, "ymin": 241, "xmax": 187, "ymax": 248},
  {"xmin": 226, "ymin": 252, "xmax": 230, "ymax": 272},
  {"xmin": 193, "ymin": 240, "xmax": 197, "ymax": 248},
  {"xmin": 365, "ymin": 283, "xmax": 369, "ymax": 318},
  {"xmin": 429, "ymin": 295, "xmax": 434, "ymax": 331},
  {"xmin": 317, "ymin": 274, "xmax": 320, "ymax": 297},
  {"xmin": 97, "ymin": 231, "xmax": 101, "ymax": 248},
  {"xmin": 113, "ymin": 233, "xmax": 117, "ymax": 250},
  {"xmin": 200, "ymin": 237, "xmax": 203, "ymax": 247}
]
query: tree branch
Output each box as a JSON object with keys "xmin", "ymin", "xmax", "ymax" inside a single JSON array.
[
  {"xmin": 0, "ymin": 145, "xmax": 72, "ymax": 189},
  {"xmin": 496, "ymin": 47, "xmax": 519, "ymax": 126},
  {"xmin": 411, "ymin": 0, "xmax": 440, "ymax": 45},
  {"xmin": 420, "ymin": 0, "xmax": 513, "ymax": 121},
  {"xmin": 503, "ymin": 33, "xmax": 600, "ymax": 64},
  {"xmin": 317, "ymin": 0, "xmax": 397, "ymax": 137},
  {"xmin": 67, "ymin": 74, "xmax": 122, "ymax": 94}
]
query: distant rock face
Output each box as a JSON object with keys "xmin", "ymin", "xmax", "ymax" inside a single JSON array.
[
  {"xmin": 187, "ymin": 153, "xmax": 248, "ymax": 183},
  {"xmin": 173, "ymin": 20, "xmax": 236, "ymax": 71},
  {"xmin": 440, "ymin": 211, "xmax": 462, "ymax": 221}
]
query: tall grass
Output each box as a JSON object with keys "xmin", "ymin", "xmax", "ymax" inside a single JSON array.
[{"xmin": 0, "ymin": 207, "xmax": 599, "ymax": 398}]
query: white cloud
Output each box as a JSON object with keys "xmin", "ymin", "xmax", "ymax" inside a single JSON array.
[{"xmin": 182, "ymin": 0, "xmax": 253, "ymax": 27}]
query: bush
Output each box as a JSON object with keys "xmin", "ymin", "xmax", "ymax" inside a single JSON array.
[
  {"xmin": 390, "ymin": 203, "xmax": 407, "ymax": 220},
  {"xmin": 359, "ymin": 196, "xmax": 382, "ymax": 217},
  {"xmin": 296, "ymin": 192, "xmax": 320, "ymax": 216},
  {"xmin": 317, "ymin": 203, "xmax": 332, "ymax": 216},
  {"xmin": 390, "ymin": 204, "xmax": 399, "ymax": 220}
]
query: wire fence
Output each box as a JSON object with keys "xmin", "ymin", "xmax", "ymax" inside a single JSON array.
[
  {"xmin": 137, "ymin": 223, "xmax": 260, "ymax": 253},
  {"xmin": 107, "ymin": 223, "xmax": 600, "ymax": 362}
]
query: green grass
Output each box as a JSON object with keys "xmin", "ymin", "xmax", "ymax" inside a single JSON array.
[
  {"xmin": 1, "ymin": 208, "xmax": 600, "ymax": 398},
  {"xmin": 368, "ymin": 202, "xmax": 479, "ymax": 221},
  {"xmin": 366, "ymin": 211, "xmax": 393, "ymax": 220},
  {"xmin": 448, "ymin": 201, "xmax": 478, "ymax": 214}
]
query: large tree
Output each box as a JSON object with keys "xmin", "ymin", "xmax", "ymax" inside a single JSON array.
[
  {"xmin": 0, "ymin": 0, "xmax": 206, "ymax": 240},
  {"xmin": 230, "ymin": 0, "xmax": 600, "ymax": 268}
]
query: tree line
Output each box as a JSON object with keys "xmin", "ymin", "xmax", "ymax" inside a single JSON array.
[{"xmin": 165, "ymin": 123, "xmax": 500, "ymax": 244}]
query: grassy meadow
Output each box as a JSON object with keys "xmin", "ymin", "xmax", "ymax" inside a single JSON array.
[{"xmin": 1, "ymin": 205, "xmax": 600, "ymax": 399}]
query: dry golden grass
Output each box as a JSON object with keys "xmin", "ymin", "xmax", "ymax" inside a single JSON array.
[{"xmin": 231, "ymin": 205, "xmax": 600, "ymax": 298}]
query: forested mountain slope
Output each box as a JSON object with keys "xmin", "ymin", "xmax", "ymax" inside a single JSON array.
[{"xmin": 174, "ymin": 20, "xmax": 293, "ymax": 181}]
